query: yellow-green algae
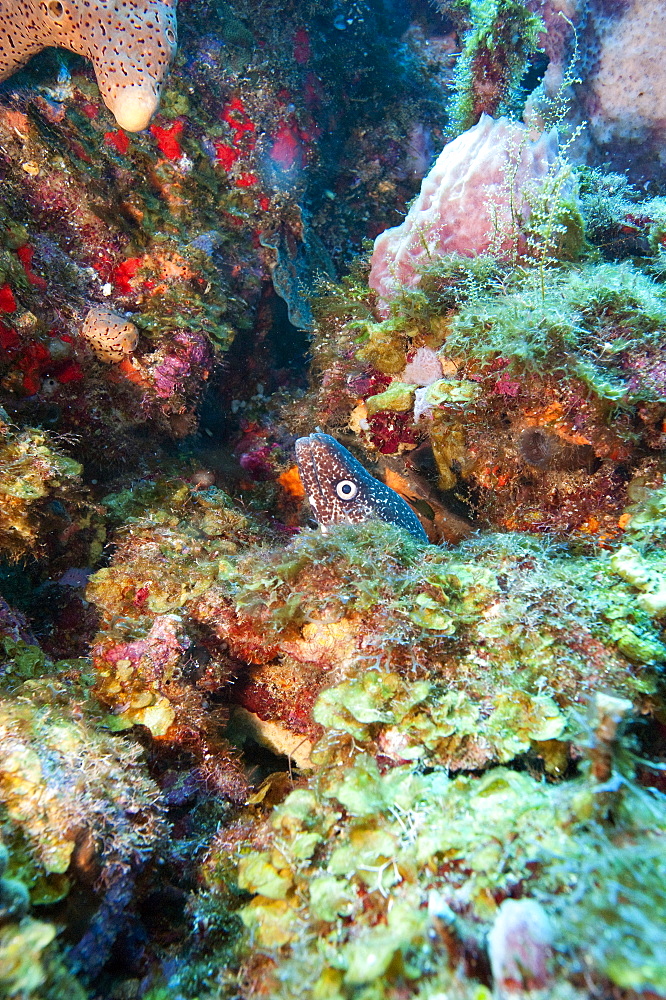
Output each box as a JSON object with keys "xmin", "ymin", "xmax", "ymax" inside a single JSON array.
[
  {"xmin": 447, "ymin": 0, "xmax": 545, "ymax": 133},
  {"xmin": 218, "ymin": 522, "xmax": 662, "ymax": 767},
  {"xmin": 348, "ymin": 257, "xmax": 666, "ymax": 404},
  {"xmin": 212, "ymin": 713, "xmax": 666, "ymax": 999},
  {"xmin": 0, "ymin": 637, "xmax": 163, "ymax": 904},
  {"xmin": 199, "ymin": 485, "xmax": 666, "ymax": 998},
  {"xmin": 0, "ymin": 408, "xmax": 86, "ymax": 562},
  {"xmin": 0, "ymin": 835, "xmax": 85, "ymax": 1000},
  {"xmin": 87, "ymin": 477, "xmax": 666, "ymax": 763},
  {"xmin": 299, "ymin": 247, "xmax": 666, "ymax": 541},
  {"xmin": 88, "ymin": 480, "xmax": 267, "ymax": 735}
]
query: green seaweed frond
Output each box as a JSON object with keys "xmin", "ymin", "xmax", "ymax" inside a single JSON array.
[
  {"xmin": 555, "ymin": 834, "xmax": 666, "ymax": 992},
  {"xmin": 447, "ymin": 0, "xmax": 545, "ymax": 133},
  {"xmin": 523, "ymin": 161, "xmax": 585, "ymax": 298}
]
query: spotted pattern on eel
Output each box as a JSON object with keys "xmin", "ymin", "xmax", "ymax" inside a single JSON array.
[
  {"xmin": 295, "ymin": 432, "xmax": 428, "ymax": 543},
  {"xmin": 0, "ymin": 0, "xmax": 177, "ymax": 131}
]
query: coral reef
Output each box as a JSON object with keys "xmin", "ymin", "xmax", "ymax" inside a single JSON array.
[
  {"xmin": 0, "ymin": 0, "xmax": 665, "ymax": 996},
  {"xmin": 0, "ymin": 642, "xmax": 164, "ymax": 902},
  {"xmin": 206, "ymin": 699, "xmax": 666, "ymax": 999},
  {"xmin": 0, "ymin": 623, "xmax": 167, "ymax": 995},
  {"xmin": 0, "ymin": 0, "xmax": 449, "ymax": 481},
  {"xmin": 0, "ymin": 852, "xmax": 83, "ymax": 1000},
  {"xmin": 86, "ymin": 493, "xmax": 665, "ymax": 772},
  {"xmin": 307, "ymin": 246, "xmax": 666, "ymax": 537},
  {"xmin": 87, "ymin": 478, "xmax": 269, "ymax": 797}
]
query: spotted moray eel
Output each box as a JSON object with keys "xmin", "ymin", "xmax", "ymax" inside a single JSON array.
[{"xmin": 295, "ymin": 432, "xmax": 428, "ymax": 543}]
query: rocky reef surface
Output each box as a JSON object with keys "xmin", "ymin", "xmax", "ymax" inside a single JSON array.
[{"xmin": 0, "ymin": 1, "xmax": 666, "ymax": 998}]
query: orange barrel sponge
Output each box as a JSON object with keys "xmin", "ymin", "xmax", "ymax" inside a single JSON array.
[{"xmin": 0, "ymin": 0, "xmax": 177, "ymax": 130}]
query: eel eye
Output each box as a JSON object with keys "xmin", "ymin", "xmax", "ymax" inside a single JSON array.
[{"xmin": 335, "ymin": 479, "xmax": 358, "ymax": 500}]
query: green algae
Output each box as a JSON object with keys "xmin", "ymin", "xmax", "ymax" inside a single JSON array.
[
  {"xmin": 433, "ymin": 259, "xmax": 666, "ymax": 401},
  {"xmin": 0, "ymin": 413, "xmax": 86, "ymax": 562},
  {"xmin": 226, "ymin": 742, "xmax": 666, "ymax": 998},
  {"xmin": 0, "ymin": 674, "xmax": 162, "ymax": 898},
  {"xmin": 557, "ymin": 837, "xmax": 666, "ymax": 992},
  {"xmin": 76, "ymin": 463, "xmax": 666, "ymax": 998},
  {"xmin": 89, "ymin": 503, "xmax": 666, "ymax": 766},
  {"xmin": 306, "ymin": 245, "xmax": 666, "ymax": 536},
  {"xmin": 0, "ymin": 835, "xmax": 86, "ymax": 999},
  {"xmin": 448, "ymin": 0, "xmax": 545, "ymax": 133},
  {"xmin": 5, "ymin": 7, "xmax": 666, "ymax": 1000},
  {"xmin": 217, "ymin": 523, "xmax": 663, "ymax": 769},
  {"xmin": 308, "ymin": 249, "xmax": 666, "ymax": 536}
]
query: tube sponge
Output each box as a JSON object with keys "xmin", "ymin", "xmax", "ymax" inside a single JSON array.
[{"xmin": 0, "ymin": 0, "xmax": 177, "ymax": 131}]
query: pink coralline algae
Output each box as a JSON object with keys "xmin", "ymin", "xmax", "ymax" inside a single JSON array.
[
  {"xmin": 150, "ymin": 330, "xmax": 211, "ymax": 400},
  {"xmin": 488, "ymin": 898, "xmax": 554, "ymax": 991},
  {"xmin": 369, "ymin": 115, "xmax": 559, "ymax": 316},
  {"xmin": 152, "ymin": 353, "xmax": 190, "ymax": 399}
]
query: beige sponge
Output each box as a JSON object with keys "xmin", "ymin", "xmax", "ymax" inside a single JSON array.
[
  {"xmin": 0, "ymin": 0, "xmax": 177, "ymax": 130},
  {"xmin": 80, "ymin": 305, "xmax": 138, "ymax": 362}
]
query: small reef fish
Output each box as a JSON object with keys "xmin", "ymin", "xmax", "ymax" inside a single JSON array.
[{"xmin": 295, "ymin": 432, "xmax": 428, "ymax": 542}]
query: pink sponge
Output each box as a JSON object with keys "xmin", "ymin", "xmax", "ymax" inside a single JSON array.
[{"xmin": 369, "ymin": 115, "xmax": 559, "ymax": 316}]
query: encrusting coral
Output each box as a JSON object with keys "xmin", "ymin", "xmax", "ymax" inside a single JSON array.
[
  {"xmin": 0, "ymin": 0, "xmax": 449, "ymax": 469},
  {"xmin": 87, "ymin": 478, "xmax": 272, "ymax": 798},
  {"xmin": 85, "ymin": 473, "xmax": 665, "ymax": 774},
  {"xmin": 0, "ymin": 0, "xmax": 177, "ymax": 131},
  {"xmin": 0, "ymin": 638, "xmax": 165, "ymax": 903},
  {"xmin": 0, "ymin": 615, "xmax": 169, "ymax": 994}
]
